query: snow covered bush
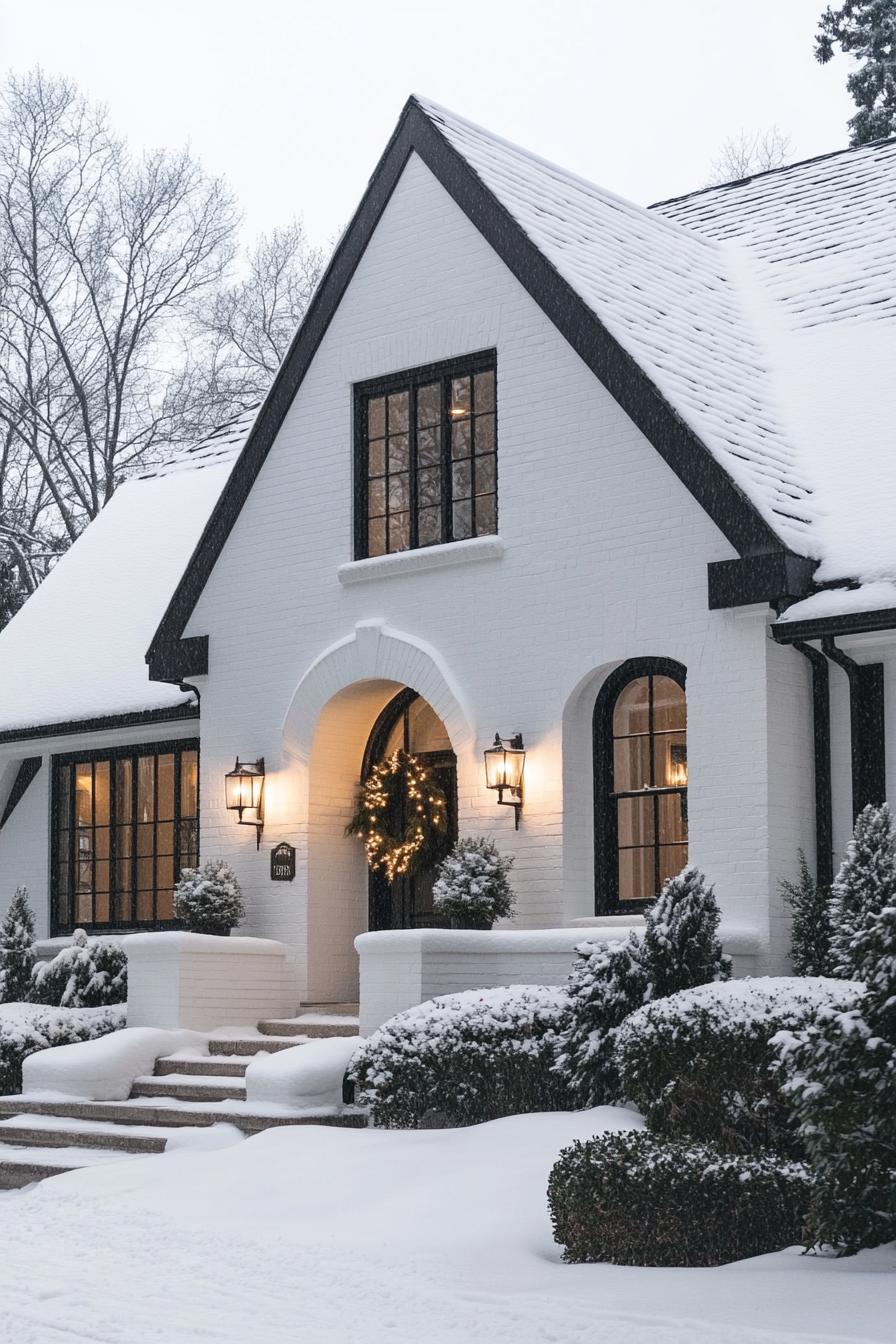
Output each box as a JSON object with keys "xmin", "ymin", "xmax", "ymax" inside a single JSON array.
[
  {"xmin": 554, "ymin": 934, "xmax": 649, "ymax": 1106},
  {"xmin": 431, "ymin": 836, "xmax": 514, "ymax": 929},
  {"xmin": 829, "ymin": 802, "xmax": 896, "ymax": 981},
  {"xmin": 31, "ymin": 929, "xmax": 127, "ymax": 1008},
  {"xmin": 174, "ymin": 858, "xmax": 244, "ymax": 935},
  {"xmin": 349, "ymin": 986, "xmax": 572, "ymax": 1128},
  {"xmin": 548, "ymin": 1130, "xmax": 810, "ymax": 1266},
  {"xmin": 642, "ymin": 865, "xmax": 730, "ymax": 999},
  {"xmin": 0, "ymin": 1002, "xmax": 124, "ymax": 1093},
  {"xmin": 774, "ymin": 900, "xmax": 896, "ymax": 1253},
  {"xmin": 781, "ymin": 850, "xmax": 834, "ymax": 976},
  {"xmin": 616, "ymin": 977, "xmax": 864, "ymax": 1156},
  {"xmin": 0, "ymin": 886, "xmax": 36, "ymax": 1002}
]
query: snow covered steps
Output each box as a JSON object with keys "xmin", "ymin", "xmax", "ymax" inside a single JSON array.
[
  {"xmin": 256, "ymin": 1010, "xmax": 360, "ymax": 1039},
  {"xmin": 0, "ymin": 1096, "xmax": 366, "ymax": 1134}
]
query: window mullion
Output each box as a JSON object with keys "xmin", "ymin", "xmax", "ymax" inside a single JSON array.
[
  {"xmin": 441, "ymin": 375, "xmax": 452, "ymax": 543},
  {"xmin": 409, "ymin": 381, "xmax": 419, "ymax": 551},
  {"xmin": 130, "ymin": 754, "xmax": 138, "ymax": 927}
]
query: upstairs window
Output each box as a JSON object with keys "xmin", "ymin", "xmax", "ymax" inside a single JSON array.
[{"xmin": 355, "ymin": 351, "xmax": 497, "ymax": 559}]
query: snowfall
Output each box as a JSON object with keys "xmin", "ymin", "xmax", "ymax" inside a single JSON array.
[{"xmin": 0, "ymin": 1106, "xmax": 893, "ymax": 1344}]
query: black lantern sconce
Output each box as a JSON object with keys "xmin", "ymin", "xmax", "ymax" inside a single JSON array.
[
  {"xmin": 484, "ymin": 733, "xmax": 526, "ymax": 829},
  {"xmin": 224, "ymin": 757, "xmax": 265, "ymax": 848}
]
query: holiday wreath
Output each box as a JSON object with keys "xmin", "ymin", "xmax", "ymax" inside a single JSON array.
[{"xmin": 346, "ymin": 749, "xmax": 449, "ymax": 882}]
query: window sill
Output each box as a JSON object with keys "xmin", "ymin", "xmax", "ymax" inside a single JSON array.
[{"xmin": 338, "ymin": 535, "xmax": 505, "ymax": 586}]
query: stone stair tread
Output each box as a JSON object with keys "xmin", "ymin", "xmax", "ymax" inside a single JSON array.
[
  {"xmin": 0, "ymin": 1094, "xmax": 367, "ymax": 1133},
  {"xmin": 134, "ymin": 1072, "xmax": 246, "ymax": 1089},
  {"xmin": 155, "ymin": 1056, "xmax": 248, "ymax": 1078},
  {"xmin": 299, "ymin": 1002, "xmax": 359, "ymax": 1014},
  {"xmin": 0, "ymin": 1117, "xmax": 167, "ymax": 1153},
  {"xmin": 257, "ymin": 1018, "xmax": 357, "ymax": 1038},
  {"xmin": 0, "ymin": 1141, "xmax": 134, "ymax": 1167},
  {"xmin": 208, "ymin": 1036, "xmax": 307, "ymax": 1055}
]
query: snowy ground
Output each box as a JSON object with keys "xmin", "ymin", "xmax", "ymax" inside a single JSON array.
[{"xmin": 0, "ymin": 1107, "xmax": 892, "ymax": 1344}]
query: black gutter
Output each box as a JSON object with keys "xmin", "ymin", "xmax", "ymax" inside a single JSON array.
[
  {"xmin": 0, "ymin": 701, "xmax": 198, "ymax": 747},
  {"xmin": 821, "ymin": 637, "xmax": 886, "ymax": 821},
  {"xmin": 791, "ymin": 642, "xmax": 834, "ymax": 887},
  {"xmin": 772, "ymin": 606, "xmax": 896, "ymax": 644}
]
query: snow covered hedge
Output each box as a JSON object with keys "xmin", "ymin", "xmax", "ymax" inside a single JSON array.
[
  {"xmin": 548, "ymin": 1130, "xmax": 810, "ymax": 1267},
  {"xmin": 616, "ymin": 977, "xmax": 864, "ymax": 1156},
  {"xmin": 0, "ymin": 1003, "xmax": 125, "ymax": 1093},
  {"xmin": 31, "ymin": 929, "xmax": 127, "ymax": 1008},
  {"xmin": 350, "ymin": 986, "xmax": 572, "ymax": 1128}
]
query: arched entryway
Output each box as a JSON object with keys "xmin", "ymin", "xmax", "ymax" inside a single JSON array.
[{"xmin": 362, "ymin": 689, "xmax": 458, "ymax": 930}]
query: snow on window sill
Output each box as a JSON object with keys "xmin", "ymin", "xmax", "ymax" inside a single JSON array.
[{"xmin": 338, "ymin": 535, "xmax": 505, "ymax": 585}]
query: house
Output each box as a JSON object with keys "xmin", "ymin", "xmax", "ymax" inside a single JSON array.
[{"xmin": 1, "ymin": 97, "xmax": 895, "ymax": 1018}]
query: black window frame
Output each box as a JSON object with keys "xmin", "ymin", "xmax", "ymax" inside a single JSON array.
[
  {"xmin": 50, "ymin": 738, "xmax": 200, "ymax": 936},
  {"xmin": 353, "ymin": 349, "xmax": 498, "ymax": 560},
  {"xmin": 593, "ymin": 658, "xmax": 687, "ymax": 914}
]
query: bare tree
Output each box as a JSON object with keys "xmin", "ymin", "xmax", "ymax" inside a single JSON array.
[
  {"xmin": 707, "ymin": 126, "xmax": 792, "ymax": 185},
  {"xmin": 0, "ymin": 69, "xmax": 239, "ymax": 618}
]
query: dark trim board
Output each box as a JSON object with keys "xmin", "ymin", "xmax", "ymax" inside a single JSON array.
[
  {"xmin": 0, "ymin": 758, "xmax": 42, "ymax": 831},
  {"xmin": 821, "ymin": 639, "xmax": 886, "ymax": 820},
  {"xmin": 792, "ymin": 642, "xmax": 834, "ymax": 888},
  {"xmin": 147, "ymin": 96, "xmax": 800, "ymax": 685},
  {"xmin": 708, "ymin": 553, "xmax": 815, "ymax": 610},
  {"xmin": 0, "ymin": 702, "xmax": 199, "ymax": 747},
  {"xmin": 772, "ymin": 607, "xmax": 896, "ymax": 644}
]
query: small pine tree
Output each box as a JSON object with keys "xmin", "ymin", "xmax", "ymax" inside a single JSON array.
[
  {"xmin": 781, "ymin": 850, "xmax": 834, "ymax": 976},
  {"xmin": 174, "ymin": 858, "xmax": 244, "ymax": 935},
  {"xmin": 816, "ymin": 2, "xmax": 896, "ymax": 146},
  {"xmin": 643, "ymin": 866, "xmax": 730, "ymax": 1000},
  {"xmin": 30, "ymin": 928, "xmax": 127, "ymax": 1007},
  {"xmin": 0, "ymin": 886, "xmax": 36, "ymax": 1003},
  {"xmin": 555, "ymin": 934, "xmax": 651, "ymax": 1106},
  {"xmin": 432, "ymin": 836, "xmax": 515, "ymax": 929},
  {"xmin": 829, "ymin": 802, "xmax": 896, "ymax": 980}
]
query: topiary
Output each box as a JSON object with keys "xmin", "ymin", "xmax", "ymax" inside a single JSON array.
[
  {"xmin": 548, "ymin": 1130, "xmax": 810, "ymax": 1266},
  {"xmin": 0, "ymin": 886, "xmax": 36, "ymax": 1003},
  {"xmin": 642, "ymin": 865, "xmax": 730, "ymax": 999},
  {"xmin": 616, "ymin": 976, "xmax": 864, "ymax": 1156},
  {"xmin": 432, "ymin": 836, "xmax": 515, "ymax": 930},
  {"xmin": 554, "ymin": 934, "xmax": 650, "ymax": 1106},
  {"xmin": 174, "ymin": 858, "xmax": 244, "ymax": 935},
  {"xmin": 349, "ymin": 986, "xmax": 572, "ymax": 1128},
  {"xmin": 829, "ymin": 802, "xmax": 896, "ymax": 980},
  {"xmin": 781, "ymin": 850, "xmax": 834, "ymax": 976},
  {"xmin": 30, "ymin": 929, "xmax": 127, "ymax": 1008}
]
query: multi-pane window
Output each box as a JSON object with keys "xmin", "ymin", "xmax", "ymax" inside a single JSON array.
[
  {"xmin": 53, "ymin": 741, "xmax": 199, "ymax": 933},
  {"xmin": 355, "ymin": 352, "xmax": 497, "ymax": 559}
]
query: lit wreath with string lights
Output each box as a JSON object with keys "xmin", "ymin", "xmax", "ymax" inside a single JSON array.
[{"xmin": 346, "ymin": 749, "xmax": 449, "ymax": 882}]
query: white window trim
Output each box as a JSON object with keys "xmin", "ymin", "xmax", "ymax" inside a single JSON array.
[{"xmin": 338, "ymin": 534, "xmax": 504, "ymax": 585}]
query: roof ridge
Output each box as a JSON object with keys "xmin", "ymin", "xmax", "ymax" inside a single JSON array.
[{"xmin": 649, "ymin": 134, "xmax": 896, "ymax": 209}]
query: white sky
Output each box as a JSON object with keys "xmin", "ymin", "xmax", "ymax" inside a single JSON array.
[{"xmin": 0, "ymin": 0, "xmax": 856, "ymax": 249}]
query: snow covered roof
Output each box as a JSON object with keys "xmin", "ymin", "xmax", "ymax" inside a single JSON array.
[{"xmin": 0, "ymin": 408, "xmax": 257, "ymax": 740}]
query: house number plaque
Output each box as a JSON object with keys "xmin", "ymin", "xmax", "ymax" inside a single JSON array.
[{"xmin": 270, "ymin": 842, "xmax": 296, "ymax": 882}]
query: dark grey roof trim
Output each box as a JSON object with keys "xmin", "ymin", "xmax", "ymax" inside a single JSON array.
[
  {"xmin": 0, "ymin": 702, "xmax": 198, "ymax": 747},
  {"xmin": 147, "ymin": 96, "xmax": 799, "ymax": 682},
  {"xmin": 772, "ymin": 607, "xmax": 896, "ymax": 644},
  {"xmin": 0, "ymin": 757, "xmax": 41, "ymax": 830}
]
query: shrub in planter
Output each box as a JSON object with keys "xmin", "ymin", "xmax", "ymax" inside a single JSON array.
[
  {"xmin": 31, "ymin": 929, "xmax": 127, "ymax": 1008},
  {"xmin": 0, "ymin": 1003, "xmax": 124, "ymax": 1093},
  {"xmin": 0, "ymin": 886, "xmax": 36, "ymax": 1003},
  {"xmin": 174, "ymin": 858, "xmax": 244, "ymax": 935},
  {"xmin": 554, "ymin": 934, "xmax": 650, "ymax": 1106},
  {"xmin": 616, "ymin": 977, "xmax": 864, "ymax": 1156},
  {"xmin": 350, "ymin": 985, "xmax": 572, "ymax": 1128},
  {"xmin": 548, "ymin": 1130, "xmax": 810, "ymax": 1266},
  {"xmin": 432, "ymin": 837, "xmax": 514, "ymax": 929}
]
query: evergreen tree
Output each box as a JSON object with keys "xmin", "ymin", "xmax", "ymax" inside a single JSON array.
[
  {"xmin": 555, "ymin": 934, "xmax": 651, "ymax": 1106},
  {"xmin": 0, "ymin": 886, "xmax": 35, "ymax": 1002},
  {"xmin": 816, "ymin": 2, "xmax": 896, "ymax": 145},
  {"xmin": 829, "ymin": 802, "xmax": 896, "ymax": 980},
  {"xmin": 643, "ymin": 866, "xmax": 730, "ymax": 1000},
  {"xmin": 781, "ymin": 850, "xmax": 835, "ymax": 976}
]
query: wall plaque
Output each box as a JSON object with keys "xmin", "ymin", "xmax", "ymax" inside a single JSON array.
[{"xmin": 270, "ymin": 842, "xmax": 296, "ymax": 882}]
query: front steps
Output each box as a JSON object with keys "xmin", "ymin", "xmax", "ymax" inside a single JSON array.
[{"xmin": 0, "ymin": 1002, "xmax": 362, "ymax": 1188}]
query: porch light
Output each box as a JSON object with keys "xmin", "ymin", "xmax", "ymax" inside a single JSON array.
[
  {"xmin": 484, "ymin": 733, "xmax": 526, "ymax": 829},
  {"xmin": 224, "ymin": 757, "xmax": 265, "ymax": 847}
]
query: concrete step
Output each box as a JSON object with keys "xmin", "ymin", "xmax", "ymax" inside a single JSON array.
[
  {"xmin": 155, "ymin": 1056, "xmax": 248, "ymax": 1078},
  {"xmin": 130, "ymin": 1075, "xmax": 246, "ymax": 1104},
  {"xmin": 0, "ymin": 1142, "xmax": 133, "ymax": 1188},
  {"xmin": 257, "ymin": 1017, "xmax": 359, "ymax": 1039},
  {"xmin": 0, "ymin": 1096, "xmax": 367, "ymax": 1134},
  {"xmin": 208, "ymin": 1036, "xmax": 305, "ymax": 1057},
  {"xmin": 0, "ymin": 1120, "xmax": 166, "ymax": 1154},
  {"xmin": 300, "ymin": 1002, "xmax": 359, "ymax": 1015}
]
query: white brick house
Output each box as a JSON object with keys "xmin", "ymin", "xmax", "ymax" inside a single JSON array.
[{"xmin": 1, "ymin": 98, "xmax": 895, "ymax": 1015}]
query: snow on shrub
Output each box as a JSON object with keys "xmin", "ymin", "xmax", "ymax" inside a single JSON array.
[
  {"xmin": 642, "ymin": 865, "xmax": 730, "ymax": 999},
  {"xmin": 554, "ymin": 934, "xmax": 649, "ymax": 1107},
  {"xmin": 0, "ymin": 886, "xmax": 36, "ymax": 1003},
  {"xmin": 432, "ymin": 836, "xmax": 515, "ymax": 929},
  {"xmin": 31, "ymin": 929, "xmax": 127, "ymax": 1008},
  {"xmin": 174, "ymin": 858, "xmax": 244, "ymax": 935},
  {"xmin": 350, "ymin": 986, "xmax": 572, "ymax": 1128},
  {"xmin": 616, "ymin": 977, "xmax": 864, "ymax": 1156},
  {"xmin": 829, "ymin": 802, "xmax": 896, "ymax": 981},
  {"xmin": 774, "ymin": 901, "xmax": 896, "ymax": 1253},
  {"xmin": 780, "ymin": 850, "xmax": 834, "ymax": 976},
  {"xmin": 0, "ymin": 1002, "xmax": 124, "ymax": 1093},
  {"xmin": 548, "ymin": 1130, "xmax": 810, "ymax": 1266}
]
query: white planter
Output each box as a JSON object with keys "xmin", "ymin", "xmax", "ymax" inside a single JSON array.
[{"xmin": 124, "ymin": 931, "xmax": 294, "ymax": 1031}]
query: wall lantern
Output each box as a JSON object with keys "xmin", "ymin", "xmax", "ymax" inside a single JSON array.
[
  {"xmin": 224, "ymin": 757, "xmax": 265, "ymax": 848},
  {"xmin": 484, "ymin": 733, "xmax": 526, "ymax": 829}
]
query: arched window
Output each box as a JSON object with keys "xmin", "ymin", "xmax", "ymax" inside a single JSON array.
[{"xmin": 593, "ymin": 659, "xmax": 687, "ymax": 912}]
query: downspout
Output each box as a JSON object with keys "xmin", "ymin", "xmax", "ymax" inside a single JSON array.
[
  {"xmin": 820, "ymin": 637, "xmax": 885, "ymax": 822},
  {"xmin": 792, "ymin": 641, "xmax": 834, "ymax": 888},
  {"xmin": 177, "ymin": 681, "xmax": 201, "ymax": 707}
]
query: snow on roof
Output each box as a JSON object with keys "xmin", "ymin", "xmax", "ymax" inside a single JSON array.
[
  {"xmin": 418, "ymin": 99, "xmax": 896, "ymax": 584},
  {"xmin": 0, "ymin": 409, "xmax": 256, "ymax": 738},
  {"xmin": 776, "ymin": 579, "xmax": 896, "ymax": 626}
]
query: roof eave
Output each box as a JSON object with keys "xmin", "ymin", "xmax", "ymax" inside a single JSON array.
[{"xmin": 772, "ymin": 607, "xmax": 896, "ymax": 644}]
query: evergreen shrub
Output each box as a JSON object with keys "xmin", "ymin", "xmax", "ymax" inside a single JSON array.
[
  {"xmin": 829, "ymin": 802, "xmax": 896, "ymax": 981},
  {"xmin": 0, "ymin": 1003, "xmax": 124, "ymax": 1093},
  {"xmin": 31, "ymin": 929, "xmax": 127, "ymax": 1008},
  {"xmin": 554, "ymin": 934, "xmax": 649, "ymax": 1106},
  {"xmin": 174, "ymin": 858, "xmax": 244, "ymax": 935},
  {"xmin": 0, "ymin": 886, "xmax": 36, "ymax": 1002},
  {"xmin": 548, "ymin": 1130, "xmax": 810, "ymax": 1266},
  {"xmin": 432, "ymin": 836, "xmax": 515, "ymax": 929},
  {"xmin": 781, "ymin": 851, "xmax": 833, "ymax": 976}
]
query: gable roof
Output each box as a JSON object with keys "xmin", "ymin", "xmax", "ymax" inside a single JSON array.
[{"xmin": 0, "ymin": 408, "xmax": 256, "ymax": 743}]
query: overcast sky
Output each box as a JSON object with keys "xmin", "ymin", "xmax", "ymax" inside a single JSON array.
[{"xmin": 0, "ymin": 0, "xmax": 856, "ymax": 248}]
